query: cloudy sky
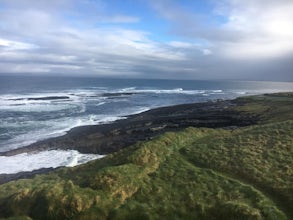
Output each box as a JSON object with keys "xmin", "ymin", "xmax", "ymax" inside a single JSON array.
[{"xmin": 0, "ymin": 0, "xmax": 292, "ymax": 81}]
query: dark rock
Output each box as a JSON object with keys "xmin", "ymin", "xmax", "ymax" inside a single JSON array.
[
  {"xmin": 0, "ymin": 99, "xmax": 260, "ymax": 184},
  {"xmin": 0, "ymin": 99, "xmax": 258, "ymax": 157}
]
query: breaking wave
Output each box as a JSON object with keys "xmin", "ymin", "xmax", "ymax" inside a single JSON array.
[{"xmin": 0, "ymin": 150, "xmax": 104, "ymax": 174}]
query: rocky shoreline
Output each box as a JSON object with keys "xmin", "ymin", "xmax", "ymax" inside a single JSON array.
[{"xmin": 0, "ymin": 98, "xmax": 259, "ymax": 184}]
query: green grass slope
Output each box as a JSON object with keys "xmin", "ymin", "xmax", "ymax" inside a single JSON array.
[
  {"xmin": 0, "ymin": 93, "xmax": 292, "ymax": 220},
  {"xmin": 233, "ymin": 92, "xmax": 293, "ymax": 123}
]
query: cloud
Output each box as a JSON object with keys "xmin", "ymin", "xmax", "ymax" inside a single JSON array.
[
  {"xmin": 98, "ymin": 15, "xmax": 140, "ymax": 23},
  {"xmin": 150, "ymin": 0, "xmax": 293, "ymax": 60},
  {"xmin": 168, "ymin": 41, "xmax": 194, "ymax": 48},
  {"xmin": 0, "ymin": 0, "xmax": 292, "ymax": 81},
  {"xmin": 143, "ymin": 0, "xmax": 293, "ymax": 80},
  {"xmin": 202, "ymin": 49, "xmax": 212, "ymax": 55},
  {"xmin": 0, "ymin": 39, "xmax": 37, "ymax": 50},
  {"xmin": 216, "ymin": 0, "xmax": 293, "ymax": 59},
  {"xmin": 0, "ymin": 0, "xmax": 191, "ymax": 77}
]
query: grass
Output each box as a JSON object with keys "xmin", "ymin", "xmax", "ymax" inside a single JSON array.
[
  {"xmin": 0, "ymin": 93, "xmax": 292, "ymax": 220},
  {"xmin": 233, "ymin": 92, "xmax": 293, "ymax": 123},
  {"xmin": 181, "ymin": 121, "xmax": 293, "ymax": 219}
]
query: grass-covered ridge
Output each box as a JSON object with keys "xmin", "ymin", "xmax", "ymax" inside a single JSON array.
[
  {"xmin": 233, "ymin": 92, "xmax": 293, "ymax": 123},
  {"xmin": 0, "ymin": 93, "xmax": 292, "ymax": 220}
]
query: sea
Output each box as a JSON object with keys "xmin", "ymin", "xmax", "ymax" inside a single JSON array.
[{"xmin": 0, "ymin": 75, "xmax": 292, "ymax": 174}]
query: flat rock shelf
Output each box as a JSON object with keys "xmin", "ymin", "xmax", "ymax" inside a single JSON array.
[{"xmin": 0, "ymin": 98, "xmax": 259, "ymax": 184}]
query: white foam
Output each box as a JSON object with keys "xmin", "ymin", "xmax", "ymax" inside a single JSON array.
[
  {"xmin": 0, "ymin": 88, "xmax": 212, "ymax": 113},
  {"xmin": 66, "ymin": 89, "xmax": 106, "ymax": 98},
  {"xmin": 128, "ymin": 107, "xmax": 150, "ymax": 115},
  {"xmin": 118, "ymin": 87, "xmax": 137, "ymax": 92},
  {"xmin": 0, "ymin": 103, "xmax": 77, "ymax": 112},
  {"xmin": 95, "ymin": 101, "xmax": 106, "ymax": 107},
  {"xmin": 0, "ymin": 150, "xmax": 104, "ymax": 174},
  {"xmin": 0, "ymin": 92, "xmax": 81, "ymax": 112},
  {"xmin": 118, "ymin": 88, "xmax": 207, "ymax": 95},
  {"xmin": 91, "ymin": 115, "xmax": 127, "ymax": 124},
  {"xmin": 235, "ymin": 91, "xmax": 247, "ymax": 95},
  {"xmin": 0, "ymin": 114, "xmax": 126, "ymax": 152},
  {"xmin": 0, "ymin": 92, "xmax": 73, "ymax": 101}
]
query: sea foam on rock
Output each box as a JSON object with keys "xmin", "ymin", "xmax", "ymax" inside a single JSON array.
[{"xmin": 0, "ymin": 150, "xmax": 104, "ymax": 174}]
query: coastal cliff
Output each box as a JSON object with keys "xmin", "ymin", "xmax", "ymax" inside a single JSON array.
[{"xmin": 0, "ymin": 93, "xmax": 292, "ymax": 220}]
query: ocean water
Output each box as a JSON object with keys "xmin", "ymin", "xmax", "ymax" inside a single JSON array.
[{"xmin": 0, "ymin": 75, "xmax": 292, "ymax": 174}]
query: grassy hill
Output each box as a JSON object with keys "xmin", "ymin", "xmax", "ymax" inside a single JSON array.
[{"xmin": 0, "ymin": 93, "xmax": 292, "ymax": 220}]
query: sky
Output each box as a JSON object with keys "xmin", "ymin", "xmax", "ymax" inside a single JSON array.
[{"xmin": 0, "ymin": 0, "xmax": 292, "ymax": 81}]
